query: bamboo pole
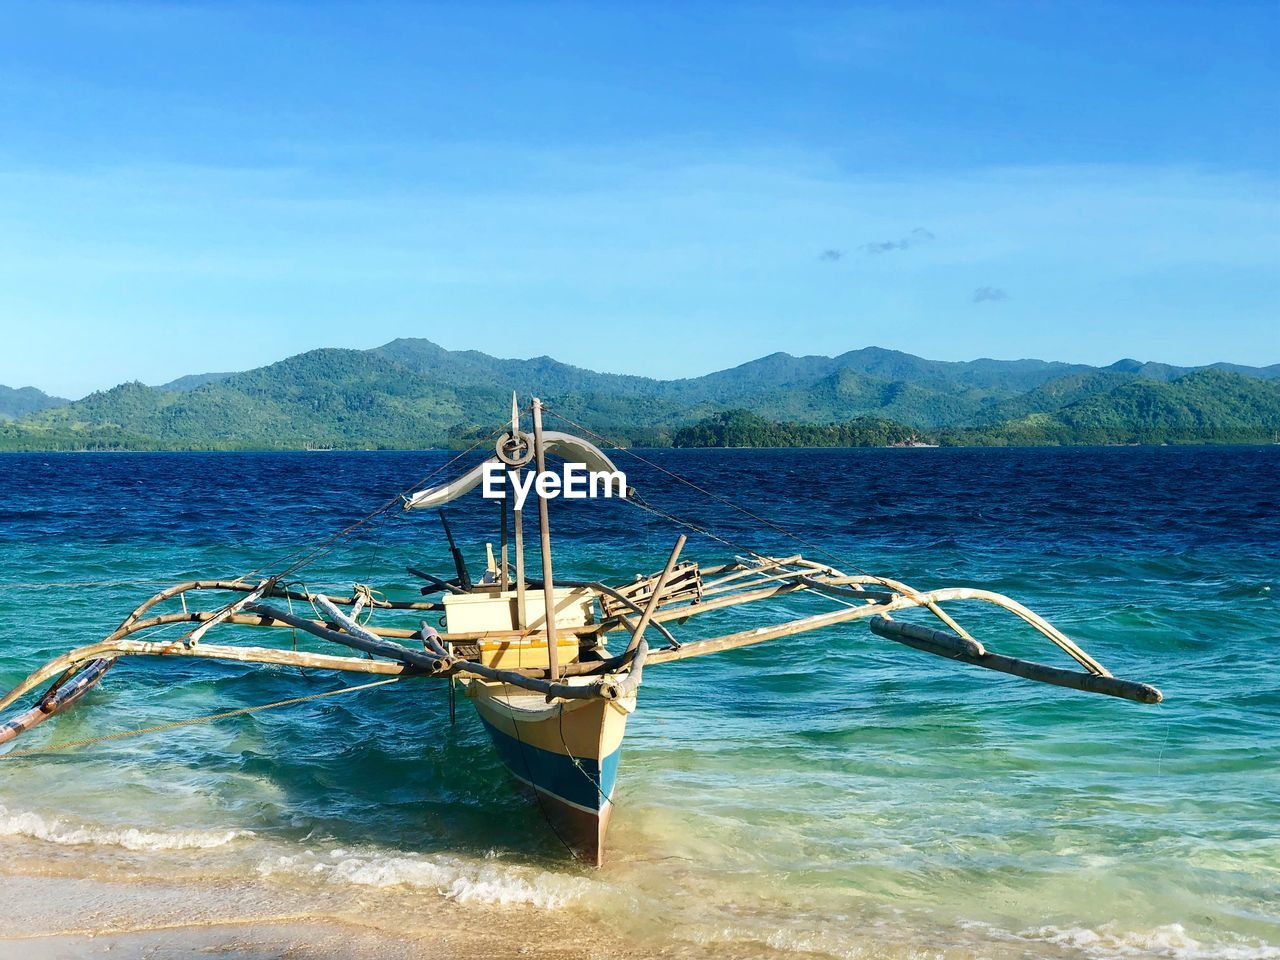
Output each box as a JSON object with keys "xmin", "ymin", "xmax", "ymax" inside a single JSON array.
[
  {"xmin": 421, "ymin": 626, "xmax": 642, "ymax": 702},
  {"xmin": 588, "ymin": 564, "xmax": 903, "ymax": 636},
  {"xmin": 624, "ymin": 535, "xmax": 686, "ymax": 655},
  {"xmin": 645, "ymin": 602, "xmax": 884, "ymax": 665},
  {"xmin": 184, "ymin": 580, "xmax": 271, "ymax": 647},
  {"xmin": 499, "ymin": 486, "xmax": 510, "ymax": 590},
  {"xmin": 0, "ymin": 609, "xmax": 643, "ymax": 718},
  {"xmin": 119, "ymin": 579, "xmax": 443, "ymax": 631},
  {"xmin": 597, "ymin": 579, "xmax": 812, "ymax": 632},
  {"xmin": 699, "ymin": 555, "xmax": 805, "ymax": 589},
  {"xmin": 529, "ymin": 577, "xmax": 681, "ymax": 648},
  {"xmin": 697, "ymin": 567, "xmax": 804, "ymax": 598},
  {"xmin": 248, "ymin": 602, "xmax": 444, "ymax": 671},
  {"xmin": 531, "ymin": 398, "xmax": 560, "ymax": 681},
  {"xmin": 38, "ymin": 659, "xmax": 113, "ymax": 713},
  {"xmin": 640, "ymin": 585, "xmax": 1105, "ymax": 667},
  {"xmin": 0, "ymin": 659, "xmax": 115, "ymax": 747},
  {"xmin": 441, "ymin": 657, "xmax": 613, "ymax": 701},
  {"xmin": 0, "ymin": 639, "xmax": 412, "ymax": 715},
  {"xmin": 905, "ymin": 587, "xmax": 1109, "ymax": 676},
  {"xmin": 779, "ymin": 560, "xmax": 978, "ymax": 643},
  {"xmin": 511, "ymin": 395, "xmax": 528, "ymax": 629},
  {"xmin": 514, "ymin": 467, "xmax": 527, "ymax": 629},
  {"xmin": 104, "ymin": 583, "xmax": 1116, "ymax": 678},
  {"xmin": 788, "ymin": 576, "xmax": 896, "ymax": 604},
  {"xmin": 868, "ymin": 616, "xmax": 1161, "ymax": 704},
  {"xmin": 137, "ymin": 607, "xmax": 606, "ymax": 645},
  {"xmin": 866, "ymin": 615, "xmax": 985, "ymax": 657}
]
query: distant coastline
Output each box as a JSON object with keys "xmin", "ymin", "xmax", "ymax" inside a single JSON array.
[
  {"xmin": 1, "ymin": 340, "xmax": 1276, "ymax": 452},
  {"xmin": 2, "ymin": 439, "xmax": 1277, "ymax": 454}
]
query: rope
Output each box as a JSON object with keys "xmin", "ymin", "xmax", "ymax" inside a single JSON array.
[
  {"xmin": 558, "ymin": 702, "xmax": 615, "ymax": 810},
  {"xmin": 628, "ymin": 491, "xmax": 760, "ymax": 558},
  {"xmin": 0, "ymin": 678, "xmax": 400, "ymax": 760},
  {"xmin": 156, "ymin": 424, "xmax": 511, "ymax": 652},
  {"xmin": 498, "ymin": 684, "xmax": 580, "ymax": 861},
  {"xmin": 248, "ymin": 425, "xmax": 509, "ymax": 584},
  {"xmin": 283, "ymin": 582, "xmax": 306, "ymax": 677},
  {"xmin": 542, "ymin": 405, "xmax": 902, "ymax": 593}
]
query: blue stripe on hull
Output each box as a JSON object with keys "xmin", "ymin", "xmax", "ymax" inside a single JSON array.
[{"xmin": 479, "ymin": 715, "xmax": 620, "ymax": 813}]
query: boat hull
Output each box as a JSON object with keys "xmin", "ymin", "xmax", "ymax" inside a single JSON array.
[{"xmin": 466, "ymin": 679, "xmax": 633, "ymax": 865}]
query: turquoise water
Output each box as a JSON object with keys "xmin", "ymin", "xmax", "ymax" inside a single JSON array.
[{"xmin": 0, "ymin": 447, "xmax": 1276, "ymax": 957}]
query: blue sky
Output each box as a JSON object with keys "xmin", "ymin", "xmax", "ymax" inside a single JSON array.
[{"xmin": 0, "ymin": 2, "xmax": 1276, "ymax": 397}]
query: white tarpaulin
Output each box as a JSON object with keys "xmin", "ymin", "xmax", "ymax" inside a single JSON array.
[{"xmin": 404, "ymin": 431, "xmax": 624, "ymax": 509}]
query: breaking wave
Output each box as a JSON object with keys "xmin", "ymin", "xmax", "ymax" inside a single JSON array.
[
  {"xmin": 257, "ymin": 847, "xmax": 601, "ymax": 909},
  {"xmin": 1019, "ymin": 923, "xmax": 1280, "ymax": 960},
  {"xmin": 955, "ymin": 920, "xmax": 1280, "ymax": 960},
  {"xmin": 0, "ymin": 803, "xmax": 248, "ymax": 852}
]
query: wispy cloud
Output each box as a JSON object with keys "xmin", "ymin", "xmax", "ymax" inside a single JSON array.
[
  {"xmin": 818, "ymin": 248, "xmax": 843, "ymax": 261},
  {"xmin": 860, "ymin": 227, "xmax": 935, "ymax": 255},
  {"xmin": 1, "ymin": 152, "xmax": 1275, "ymax": 394}
]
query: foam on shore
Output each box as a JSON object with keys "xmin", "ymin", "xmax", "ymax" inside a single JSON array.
[
  {"xmin": 0, "ymin": 802, "xmax": 248, "ymax": 852},
  {"xmin": 258, "ymin": 847, "xmax": 602, "ymax": 909},
  {"xmin": 1019, "ymin": 923, "xmax": 1280, "ymax": 960}
]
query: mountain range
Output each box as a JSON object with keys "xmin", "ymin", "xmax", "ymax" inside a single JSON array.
[
  {"xmin": 0, "ymin": 339, "xmax": 1277, "ymax": 449},
  {"xmin": 0, "ymin": 384, "xmax": 69, "ymax": 421}
]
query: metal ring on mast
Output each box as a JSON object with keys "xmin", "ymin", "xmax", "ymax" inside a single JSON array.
[{"xmin": 496, "ymin": 430, "xmax": 535, "ymax": 467}]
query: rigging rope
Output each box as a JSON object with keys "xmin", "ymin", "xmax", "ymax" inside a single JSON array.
[
  {"xmin": 157, "ymin": 424, "xmax": 512, "ymax": 652},
  {"xmin": 246, "ymin": 424, "xmax": 510, "ymax": 584},
  {"xmin": 627, "ymin": 490, "xmax": 761, "ymax": 558},
  {"xmin": 0, "ymin": 426, "xmax": 507, "ymax": 753},
  {"xmin": 558, "ymin": 701, "xmax": 616, "ymax": 810},
  {"xmin": 498, "ymin": 685, "xmax": 581, "ymax": 861},
  {"xmin": 542, "ymin": 405, "xmax": 900, "ymax": 592},
  {"xmin": 0, "ymin": 677, "xmax": 400, "ymax": 760}
]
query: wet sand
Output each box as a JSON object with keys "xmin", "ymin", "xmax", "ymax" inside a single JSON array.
[{"xmin": 0, "ymin": 870, "xmax": 637, "ymax": 960}]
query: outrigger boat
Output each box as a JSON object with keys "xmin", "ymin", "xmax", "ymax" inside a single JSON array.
[{"xmin": 0, "ymin": 398, "xmax": 1163, "ymax": 865}]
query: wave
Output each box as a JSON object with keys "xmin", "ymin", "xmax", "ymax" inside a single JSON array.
[
  {"xmin": 0, "ymin": 803, "xmax": 248, "ymax": 852},
  {"xmin": 257, "ymin": 847, "xmax": 602, "ymax": 909},
  {"xmin": 1009, "ymin": 922, "xmax": 1280, "ymax": 960}
]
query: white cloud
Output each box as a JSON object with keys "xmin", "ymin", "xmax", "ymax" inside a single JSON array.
[{"xmin": 0, "ymin": 150, "xmax": 1275, "ymax": 394}]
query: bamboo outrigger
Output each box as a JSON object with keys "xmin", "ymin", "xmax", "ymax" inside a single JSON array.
[{"xmin": 0, "ymin": 397, "xmax": 1163, "ymax": 865}]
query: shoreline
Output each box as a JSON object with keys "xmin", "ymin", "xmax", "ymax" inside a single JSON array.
[{"xmin": 0, "ymin": 864, "xmax": 639, "ymax": 960}]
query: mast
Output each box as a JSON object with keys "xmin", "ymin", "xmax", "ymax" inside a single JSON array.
[
  {"xmin": 499, "ymin": 495, "xmax": 509, "ymax": 590},
  {"xmin": 530, "ymin": 397, "xmax": 560, "ymax": 681},
  {"xmin": 499, "ymin": 394, "xmax": 513, "ymax": 592},
  {"xmin": 511, "ymin": 394, "xmax": 527, "ymax": 629}
]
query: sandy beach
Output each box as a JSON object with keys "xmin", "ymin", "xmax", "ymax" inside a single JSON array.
[{"xmin": 0, "ymin": 869, "xmax": 638, "ymax": 960}]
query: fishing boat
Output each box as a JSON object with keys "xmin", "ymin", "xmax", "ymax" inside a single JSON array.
[{"xmin": 0, "ymin": 398, "xmax": 1163, "ymax": 865}]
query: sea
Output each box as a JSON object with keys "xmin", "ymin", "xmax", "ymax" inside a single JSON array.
[{"xmin": 0, "ymin": 446, "xmax": 1276, "ymax": 959}]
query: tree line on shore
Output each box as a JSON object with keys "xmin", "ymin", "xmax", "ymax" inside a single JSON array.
[{"xmin": 1, "ymin": 341, "xmax": 1276, "ymax": 450}]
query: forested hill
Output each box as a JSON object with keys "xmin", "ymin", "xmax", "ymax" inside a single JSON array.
[
  {"xmin": 0, "ymin": 385, "xmax": 67, "ymax": 421},
  {"xmin": 672, "ymin": 372, "xmax": 1280, "ymax": 447},
  {"xmin": 950, "ymin": 369, "xmax": 1280, "ymax": 445},
  {"xmin": 0, "ymin": 340, "xmax": 1276, "ymax": 450}
]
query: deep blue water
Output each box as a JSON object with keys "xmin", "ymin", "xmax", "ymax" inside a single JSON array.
[{"xmin": 0, "ymin": 446, "xmax": 1276, "ymax": 958}]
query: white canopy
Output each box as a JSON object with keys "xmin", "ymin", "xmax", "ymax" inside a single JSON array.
[{"xmin": 404, "ymin": 431, "xmax": 624, "ymax": 510}]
